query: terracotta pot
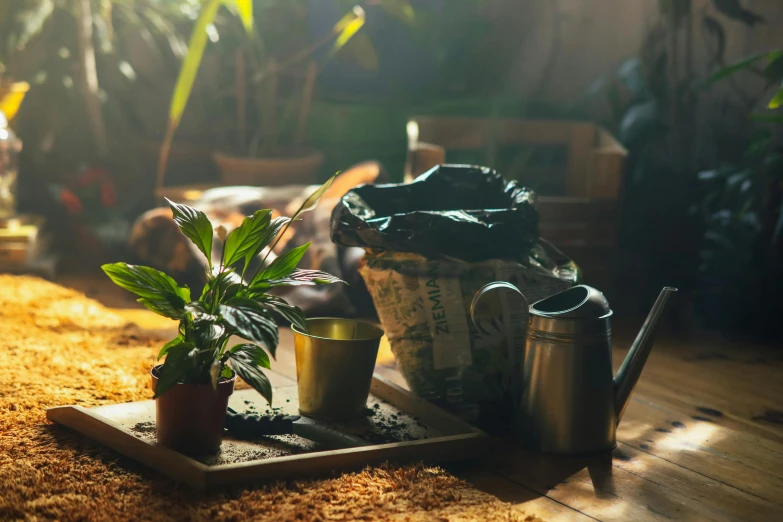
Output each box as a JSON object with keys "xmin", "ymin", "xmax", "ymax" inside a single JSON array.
[
  {"xmin": 213, "ymin": 148, "xmax": 324, "ymax": 187},
  {"xmin": 150, "ymin": 365, "xmax": 236, "ymax": 456}
]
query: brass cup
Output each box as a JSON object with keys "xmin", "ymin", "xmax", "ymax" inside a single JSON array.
[{"xmin": 292, "ymin": 318, "xmax": 384, "ymax": 421}]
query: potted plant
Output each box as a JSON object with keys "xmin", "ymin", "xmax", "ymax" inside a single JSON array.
[
  {"xmin": 156, "ymin": 0, "xmax": 370, "ymax": 193},
  {"xmin": 102, "ymin": 179, "xmax": 342, "ymax": 455}
]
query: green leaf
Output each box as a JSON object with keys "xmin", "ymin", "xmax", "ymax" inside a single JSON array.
[
  {"xmin": 749, "ymin": 112, "xmax": 783, "ymax": 123},
  {"xmin": 229, "ymin": 348, "xmax": 273, "ymax": 405},
  {"xmin": 251, "ymin": 269, "xmax": 345, "ymax": 291},
  {"xmin": 158, "ymin": 335, "xmax": 184, "ymax": 361},
  {"xmin": 185, "ymin": 301, "xmax": 219, "ymax": 322},
  {"xmin": 137, "ymin": 297, "xmax": 188, "ymax": 320},
  {"xmin": 292, "ymin": 175, "xmax": 337, "ymax": 220},
  {"xmin": 166, "ymin": 199, "xmax": 214, "ymax": 267},
  {"xmin": 219, "ymin": 298, "xmax": 279, "ymax": 356},
  {"xmin": 341, "ymin": 32, "xmax": 379, "ymax": 71},
  {"xmin": 167, "ymin": 0, "xmax": 222, "ymax": 129},
  {"xmin": 380, "ymin": 0, "xmax": 415, "ymax": 25},
  {"xmin": 768, "ymin": 86, "xmax": 783, "ymax": 109},
  {"xmin": 331, "ymin": 7, "xmax": 366, "ymax": 56},
  {"xmin": 222, "ymin": 209, "xmax": 272, "ymax": 270},
  {"xmin": 221, "ymin": 365, "xmax": 234, "ymax": 379},
  {"xmin": 702, "ymin": 53, "xmax": 763, "ymax": 87},
  {"xmin": 154, "ymin": 342, "xmax": 198, "ymax": 398},
  {"xmin": 255, "ymin": 243, "xmax": 310, "ymax": 283},
  {"xmin": 262, "ymin": 296, "xmax": 308, "ymax": 332},
  {"xmin": 763, "ymin": 50, "xmax": 783, "ymax": 83},
  {"xmin": 102, "ymin": 263, "xmax": 189, "ymax": 319},
  {"xmin": 200, "ymin": 268, "xmax": 243, "ymax": 306},
  {"xmin": 229, "ymin": 343, "xmax": 271, "ymax": 369},
  {"xmin": 232, "ymin": 0, "xmax": 253, "ymax": 35},
  {"xmin": 258, "ymin": 176, "xmax": 336, "ymax": 273},
  {"xmin": 253, "ymin": 216, "xmax": 290, "ymax": 252},
  {"xmin": 194, "ymin": 321, "xmax": 225, "ymax": 344}
]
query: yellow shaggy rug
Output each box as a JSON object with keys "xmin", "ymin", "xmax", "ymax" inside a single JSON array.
[{"xmin": 0, "ymin": 275, "xmax": 540, "ymax": 521}]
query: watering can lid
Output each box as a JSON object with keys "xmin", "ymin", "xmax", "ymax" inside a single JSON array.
[{"xmin": 530, "ymin": 285, "xmax": 612, "ymax": 320}]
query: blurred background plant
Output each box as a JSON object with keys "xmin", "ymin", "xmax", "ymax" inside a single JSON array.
[
  {"xmin": 155, "ymin": 0, "xmax": 371, "ymax": 190},
  {"xmin": 692, "ymin": 47, "xmax": 782, "ymax": 336},
  {"xmin": 582, "ymin": 0, "xmax": 782, "ymax": 337}
]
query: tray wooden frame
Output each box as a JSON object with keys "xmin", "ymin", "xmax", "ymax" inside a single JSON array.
[{"xmin": 47, "ymin": 375, "xmax": 489, "ymax": 490}]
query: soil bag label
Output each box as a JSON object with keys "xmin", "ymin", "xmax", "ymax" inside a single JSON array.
[{"xmin": 420, "ymin": 260, "xmax": 472, "ymax": 370}]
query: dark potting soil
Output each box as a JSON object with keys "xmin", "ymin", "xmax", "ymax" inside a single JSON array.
[
  {"xmin": 195, "ymin": 434, "xmax": 319, "ymax": 466},
  {"xmin": 130, "ymin": 421, "xmax": 156, "ymax": 435},
  {"xmin": 329, "ymin": 400, "xmax": 432, "ymax": 445},
  {"xmin": 129, "ymin": 421, "xmax": 320, "ymax": 465},
  {"xmin": 127, "ymin": 397, "xmax": 433, "ymax": 465}
]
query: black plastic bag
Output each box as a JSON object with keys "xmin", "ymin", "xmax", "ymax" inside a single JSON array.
[{"xmin": 331, "ymin": 165, "xmax": 539, "ymax": 263}]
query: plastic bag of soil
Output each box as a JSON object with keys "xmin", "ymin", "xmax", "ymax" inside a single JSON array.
[{"xmin": 331, "ymin": 165, "xmax": 579, "ymax": 430}]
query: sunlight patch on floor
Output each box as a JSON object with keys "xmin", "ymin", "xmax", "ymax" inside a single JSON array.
[{"xmin": 657, "ymin": 421, "xmax": 721, "ymax": 452}]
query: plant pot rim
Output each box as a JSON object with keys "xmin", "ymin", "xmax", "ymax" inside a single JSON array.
[{"xmin": 150, "ymin": 364, "xmax": 237, "ymax": 387}]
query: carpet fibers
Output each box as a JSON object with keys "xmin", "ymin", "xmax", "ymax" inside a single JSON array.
[{"xmin": 0, "ymin": 276, "xmax": 540, "ymax": 521}]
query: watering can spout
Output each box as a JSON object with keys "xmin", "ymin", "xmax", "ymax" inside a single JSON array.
[{"xmin": 614, "ymin": 287, "xmax": 678, "ymax": 422}]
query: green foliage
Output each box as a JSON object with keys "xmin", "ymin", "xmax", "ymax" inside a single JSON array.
[
  {"xmin": 166, "ymin": 198, "xmax": 214, "ymax": 269},
  {"xmin": 157, "ymin": 0, "xmax": 368, "ymax": 182},
  {"xmin": 221, "ymin": 209, "xmax": 272, "ymax": 270},
  {"xmin": 102, "ymin": 177, "xmax": 343, "ymax": 402},
  {"xmin": 166, "ymin": 0, "xmax": 224, "ymax": 132}
]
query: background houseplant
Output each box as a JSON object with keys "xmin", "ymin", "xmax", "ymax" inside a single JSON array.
[
  {"xmin": 582, "ymin": 0, "xmax": 783, "ymax": 337},
  {"xmin": 1, "ymin": 0, "xmax": 203, "ymax": 266},
  {"xmin": 102, "ymin": 178, "xmax": 342, "ymax": 454},
  {"xmin": 692, "ymin": 48, "xmax": 783, "ymax": 337},
  {"xmin": 156, "ymin": 0, "xmax": 369, "ymax": 191}
]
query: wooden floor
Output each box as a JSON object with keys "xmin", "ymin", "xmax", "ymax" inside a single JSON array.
[{"xmin": 60, "ymin": 274, "xmax": 783, "ymax": 522}]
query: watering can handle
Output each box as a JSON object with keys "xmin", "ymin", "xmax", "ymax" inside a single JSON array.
[
  {"xmin": 469, "ymin": 281, "xmax": 529, "ymax": 327},
  {"xmin": 470, "ymin": 281, "xmax": 529, "ymax": 369}
]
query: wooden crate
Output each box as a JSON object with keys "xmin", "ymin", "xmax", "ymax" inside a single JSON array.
[
  {"xmin": 407, "ymin": 117, "xmax": 626, "ymax": 199},
  {"xmin": 405, "ymin": 117, "xmax": 627, "ymax": 252}
]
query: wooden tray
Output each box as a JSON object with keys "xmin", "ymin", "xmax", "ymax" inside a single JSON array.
[{"xmin": 47, "ymin": 375, "xmax": 489, "ymax": 490}]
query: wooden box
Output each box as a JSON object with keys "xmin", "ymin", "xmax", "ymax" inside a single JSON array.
[
  {"xmin": 404, "ymin": 117, "xmax": 627, "ymax": 254},
  {"xmin": 406, "ymin": 117, "xmax": 627, "ymax": 200}
]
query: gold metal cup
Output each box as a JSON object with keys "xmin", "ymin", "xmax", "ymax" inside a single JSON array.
[{"xmin": 292, "ymin": 318, "xmax": 384, "ymax": 421}]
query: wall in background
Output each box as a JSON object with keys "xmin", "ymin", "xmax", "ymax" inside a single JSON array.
[{"xmin": 494, "ymin": 0, "xmax": 783, "ymax": 103}]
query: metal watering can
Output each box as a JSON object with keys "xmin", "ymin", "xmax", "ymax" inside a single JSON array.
[{"xmin": 471, "ymin": 283, "xmax": 677, "ymax": 455}]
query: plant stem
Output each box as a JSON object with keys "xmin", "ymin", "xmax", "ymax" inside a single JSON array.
[
  {"xmin": 74, "ymin": 0, "xmax": 108, "ymax": 158},
  {"xmin": 156, "ymin": 123, "xmax": 175, "ymax": 193},
  {"xmin": 235, "ymin": 48, "xmax": 246, "ymax": 152},
  {"xmin": 295, "ymin": 61, "xmax": 317, "ymax": 146},
  {"xmin": 267, "ymin": 58, "xmax": 278, "ymax": 152}
]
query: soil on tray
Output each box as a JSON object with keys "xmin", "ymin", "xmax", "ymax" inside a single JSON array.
[
  {"xmin": 130, "ymin": 421, "xmax": 320, "ymax": 465},
  {"xmin": 130, "ymin": 421, "xmax": 156, "ymax": 435},
  {"xmin": 332, "ymin": 400, "xmax": 433, "ymax": 445},
  {"xmin": 127, "ymin": 394, "xmax": 433, "ymax": 465},
  {"xmin": 196, "ymin": 434, "xmax": 318, "ymax": 466}
]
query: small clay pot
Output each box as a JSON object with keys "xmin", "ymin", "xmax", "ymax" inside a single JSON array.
[{"xmin": 150, "ymin": 365, "xmax": 236, "ymax": 456}]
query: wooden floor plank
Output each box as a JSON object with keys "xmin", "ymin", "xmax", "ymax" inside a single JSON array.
[
  {"xmin": 619, "ymin": 399, "xmax": 783, "ymax": 501},
  {"xmin": 611, "ymin": 333, "xmax": 783, "ymax": 443},
  {"xmin": 457, "ymin": 469, "xmax": 597, "ymax": 521},
  {"xmin": 494, "ymin": 443, "xmax": 783, "ymax": 522},
  {"xmin": 630, "ymin": 377, "xmax": 783, "ymax": 445},
  {"xmin": 610, "ymin": 443, "xmax": 783, "ymax": 521}
]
